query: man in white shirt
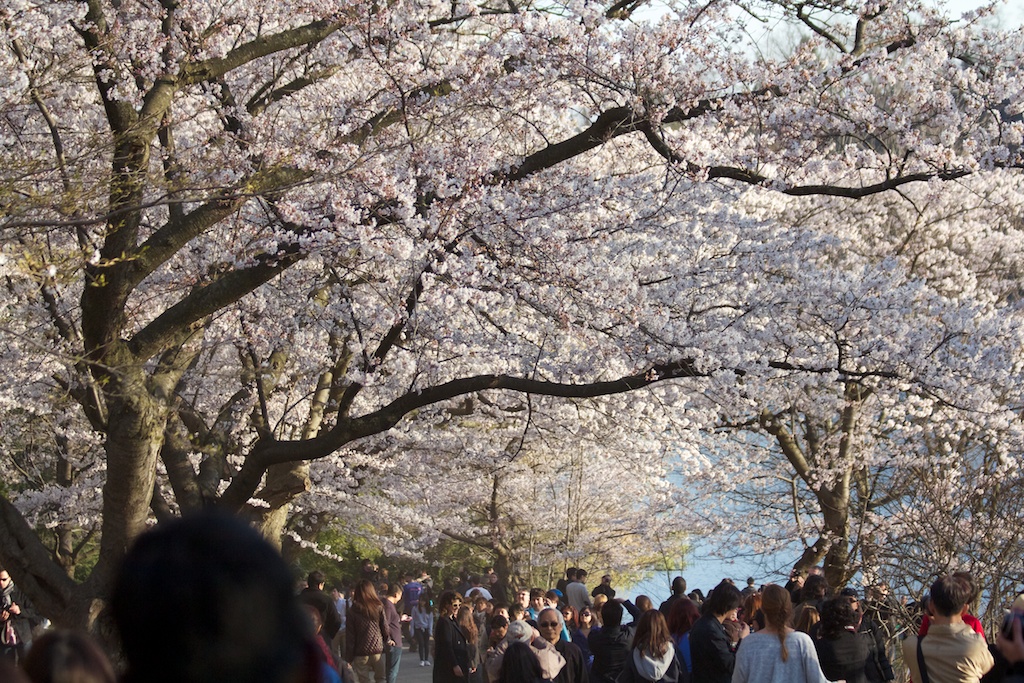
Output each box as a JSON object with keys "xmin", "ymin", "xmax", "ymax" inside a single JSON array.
[{"xmin": 565, "ymin": 570, "xmax": 591, "ymax": 613}]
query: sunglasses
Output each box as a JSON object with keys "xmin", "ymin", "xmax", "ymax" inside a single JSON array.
[{"xmin": 539, "ymin": 621, "xmax": 560, "ymax": 628}]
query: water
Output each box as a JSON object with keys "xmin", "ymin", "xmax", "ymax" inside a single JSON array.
[{"xmin": 619, "ymin": 542, "xmax": 795, "ymax": 603}]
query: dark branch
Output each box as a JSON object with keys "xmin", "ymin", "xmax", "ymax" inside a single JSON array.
[
  {"xmin": 128, "ymin": 246, "xmax": 304, "ymax": 359},
  {"xmin": 219, "ymin": 358, "xmax": 706, "ymax": 507}
]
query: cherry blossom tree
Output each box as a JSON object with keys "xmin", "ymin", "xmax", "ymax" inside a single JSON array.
[
  {"xmin": 676, "ymin": 173, "xmax": 1024, "ymax": 592},
  {"xmin": 1, "ymin": 0, "xmax": 1023, "ymax": 639},
  {"xmin": 286, "ymin": 394, "xmax": 697, "ymax": 588}
]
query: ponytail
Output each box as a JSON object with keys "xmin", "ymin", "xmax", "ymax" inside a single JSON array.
[{"xmin": 761, "ymin": 585, "xmax": 793, "ymax": 662}]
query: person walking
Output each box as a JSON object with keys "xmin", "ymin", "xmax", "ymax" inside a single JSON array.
[
  {"xmin": 345, "ymin": 579, "xmax": 390, "ymax": 683},
  {"xmin": 413, "ymin": 594, "xmax": 435, "ymax": 666}
]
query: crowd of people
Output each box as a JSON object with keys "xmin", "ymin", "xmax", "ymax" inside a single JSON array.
[{"xmin": 5, "ymin": 519, "xmax": 1024, "ymax": 683}]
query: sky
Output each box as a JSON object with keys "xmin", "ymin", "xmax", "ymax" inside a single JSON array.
[{"xmin": 946, "ymin": 0, "xmax": 1024, "ymax": 25}]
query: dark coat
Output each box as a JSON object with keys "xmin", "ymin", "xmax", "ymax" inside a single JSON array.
[
  {"xmin": 555, "ymin": 639, "xmax": 590, "ymax": 683},
  {"xmin": 383, "ymin": 598, "xmax": 403, "ymax": 647},
  {"xmin": 434, "ymin": 615, "xmax": 471, "ymax": 683},
  {"xmin": 573, "ymin": 627, "xmax": 598, "ymax": 667},
  {"xmin": 301, "ymin": 586, "xmax": 342, "ymax": 639},
  {"xmin": 345, "ymin": 606, "xmax": 387, "ymax": 660},
  {"xmin": 590, "ymin": 624, "xmax": 633, "ymax": 683},
  {"xmin": 860, "ymin": 617, "xmax": 895, "ymax": 683},
  {"xmin": 1, "ymin": 580, "xmax": 40, "ymax": 647},
  {"xmin": 814, "ymin": 629, "xmax": 870, "ymax": 683},
  {"xmin": 688, "ymin": 615, "xmax": 735, "ymax": 683},
  {"xmin": 659, "ymin": 596, "xmax": 684, "ymax": 617}
]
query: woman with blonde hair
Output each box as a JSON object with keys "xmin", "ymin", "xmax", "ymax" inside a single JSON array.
[
  {"xmin": 591, "ymin": 594, "xmax": 608, "ymax": 626},
  {"xmin": 793, "ymin": 604, "xmax": 821, "ymax": 635},
  {"xmin": 733, "ymin": 584, "xmax": 830, "ymax": 683}
]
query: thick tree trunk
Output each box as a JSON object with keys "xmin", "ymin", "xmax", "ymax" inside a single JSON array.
[
  {"xmin": 253, "ymin": 462, "xmax": 312, "ymax": 549},
  {"xmin": 821, "ymin": 506, "xmax": 851, "ymax": 589},
  {"xmin": 83, "ymin": 387, "xmax": 166, "ymax": 626}
]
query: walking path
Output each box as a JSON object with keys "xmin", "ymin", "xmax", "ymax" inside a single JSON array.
[{"xmin": 395, "ymin": 647, "xmax": 434, "ymax": 683}]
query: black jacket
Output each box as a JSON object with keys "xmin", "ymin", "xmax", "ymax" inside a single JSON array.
[
  {"xmin": 688, "ymin": 615, "xmax": 735, "ymax": 683},
  {"xmin": 434, "ymin": 615, "xmax": 470, "ymax": 683},
  {"xmin": 555, "ymin": 639, "xmax": 590, "ymax": 683},
  {"xmin": 590, "ymin": 625, "xmax": 633, "ymax": 683},
  {"xmin": 860, "ymin": 617, "xmax": 895, "ymax": 683},
  {"xmin": 1, "ymin": 580, "xmax": 40, "ymax": 647},
  {"xmin": 301, "ymin": 586, "xmax": 342, "ymax": 639},
  {"xmin": 814, "ymin": 629, "xmax": 870, "ymax": 683}
]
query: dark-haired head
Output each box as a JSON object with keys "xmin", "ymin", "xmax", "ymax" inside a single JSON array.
[
  {"xmin": 952, "ymin": 572, "xmax": 977, "ymax": 604},
  {"xmin": 499, "ymin": 641, "xmax": 543, "ymax": 683},
  {"xmin": 929, "ymin": 575, "xmax": 971, "ymax": 617},
  {"xmin": 820, "ymin": 595, "xmax": 860, "ymax": 639},
  {"xmin": 112, "ymin": 511, "xmax": 317, "ymax": 683},
  {"xmin": 601, "ymin": 600, "xmax": 624, "ymax": 628},
  {"xmin": 439, "ymin": 589, "xmax": 464, "ymax": 615},
  {"xmin": 706, "ymin": 580, "xmax": 743, "ymax": 618},
  {"xmin": 803, "ymin": 574, "xmax": 831, "ymax": 601}
]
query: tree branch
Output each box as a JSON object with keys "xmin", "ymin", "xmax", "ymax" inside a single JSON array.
[
  {"xmin": 220, "ymin": 358, "xmax": 706, "ymax": 507},
  {"xmin": 178, "ymin": 19, "xmax": 345, "ymax": 88},
  {"xmin": 247, "ymin": 66, "xmax": 344, "ymax": 117},
  {"xmin": 128, "ymin": 166, "xmax": 312, "ymax": 290},
  {"xmin": 128, "ymin": 245, "xmax": 304, "ymax": 359},
  {"xmin": 0, "ymin": 494, "xmax": 79, "ymax": 624}
]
